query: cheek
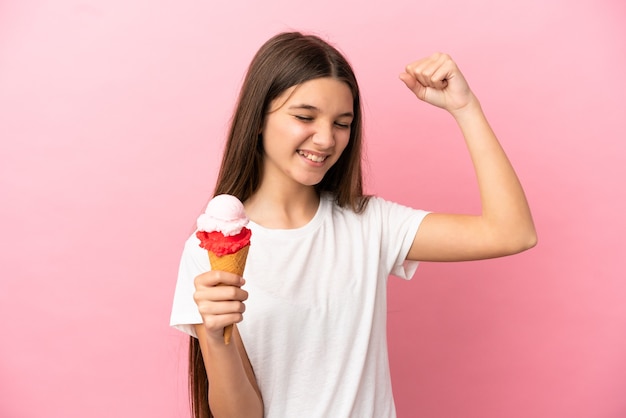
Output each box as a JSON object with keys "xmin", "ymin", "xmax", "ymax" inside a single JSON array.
[
  {"xmin": 336, "ymin": 131, "xmax": 351, "ymax": 153},
  {"xmin": 264, "ymin": 120, "xmax": 310, "ymax": 146}
]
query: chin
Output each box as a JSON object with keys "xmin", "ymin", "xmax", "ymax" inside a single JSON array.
[{"xmin": 296, "ymin": 176, "xmax": 325, "ymax": 187}]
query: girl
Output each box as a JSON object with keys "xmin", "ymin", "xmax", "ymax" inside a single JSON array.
[{"xmin": 170, "ymin": 31, "xmax": 536, "ymax": 418}]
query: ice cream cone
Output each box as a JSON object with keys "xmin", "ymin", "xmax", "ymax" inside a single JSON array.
[
  {"xmin": 208, "ymin": 245, "xmax": 250, "ymax": 276},
  {"xmin": 197, "ymin": 194, "xmax": 252, "ymax": 345},
  {"xmin": 207, "ymin": 245, "xmax": 250, "ymax": 344}
]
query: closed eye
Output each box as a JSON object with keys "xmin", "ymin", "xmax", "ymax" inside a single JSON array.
[{"xmin": 293, "ymin": 114, "xmax": 351, "ymax": 129}]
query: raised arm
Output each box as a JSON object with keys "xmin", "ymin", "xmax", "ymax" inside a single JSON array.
[{"xmin": 399, "ymin": 53, "xmax": 537, "ymax": 262}]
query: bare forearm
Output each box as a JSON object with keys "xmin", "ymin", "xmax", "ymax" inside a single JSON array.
[{"xmin": 195, "ymin": 325, "xmax": 263, "ymax": 418}]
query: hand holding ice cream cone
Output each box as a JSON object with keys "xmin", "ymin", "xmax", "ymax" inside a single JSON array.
[{"xmin": 195, "ymin": 194, "xmax": 252, "ymax": 345}]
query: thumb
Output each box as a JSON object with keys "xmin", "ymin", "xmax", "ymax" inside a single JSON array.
[{"xmin": 399, "ymin": 72, "xmax": 426, "ymax": 101}]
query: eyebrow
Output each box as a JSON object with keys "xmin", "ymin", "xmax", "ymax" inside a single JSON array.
[{"xmin": 288, "ymin": 104, "xmax": 354, "ymax": 118}]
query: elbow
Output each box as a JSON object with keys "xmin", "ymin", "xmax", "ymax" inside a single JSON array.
[
  {"xmin": 519, "ymin": 232, "xmax": 538, "ymax": 253},
  {"xmin": 526, "ymin": 229, "xmax": 538, "ymax": 250},
  {"xmin": 507, "ymin": 226, "xmax": 538, "ymax": 255},
  {"xmin": 522, "ymin": 219, "xmax": 539, "ymax": 251}
]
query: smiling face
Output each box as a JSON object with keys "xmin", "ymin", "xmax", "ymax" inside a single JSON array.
[{"xmin": 260, "ymin": 77, "xmax": 354, "ymax": 191}]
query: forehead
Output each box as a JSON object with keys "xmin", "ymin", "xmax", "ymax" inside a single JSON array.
[{"xmin": 271, "ymin": 77, "xmax": 353, "ymax": 113}]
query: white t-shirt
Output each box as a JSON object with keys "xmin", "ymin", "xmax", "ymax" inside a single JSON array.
[{"xmin": 170, "ymin": 194, "xmax": 429, "ymax": 417}]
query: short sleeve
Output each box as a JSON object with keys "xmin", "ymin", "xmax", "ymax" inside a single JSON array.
[
  {"xmin": 390, "ymin": 210, "xmax": 429, "ymax": 279},
  {"xmin": 169, "ymin": 233, "xmax": 210, "ymax": 338},
  {"xmin": 368, "ymin": 197, "xmax": 430, "ymax": 280}
]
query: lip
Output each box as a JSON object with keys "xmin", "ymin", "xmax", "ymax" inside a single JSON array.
[{"xmin": 297, "ymin": 149, "xmax": 329, "ymax": 164}]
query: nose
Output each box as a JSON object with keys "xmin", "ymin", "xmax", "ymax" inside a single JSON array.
[{"xmin": 312, "ymin": 122, "xmax": 335, "ymax": 149}]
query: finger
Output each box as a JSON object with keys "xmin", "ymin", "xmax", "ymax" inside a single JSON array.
[
  {"xmin": 194, "ymin": 285, "xmax": 249, "ymax": 303},
  {"xmin": 406, "ymin": 58, "xmax": 432, "ymax": 87},
  {"xmin": 399, "ymin": 72, "xmax": 427, "ymax": 101},
  {"xmin": 429, "ymin": 64, "xmax": 451, "ymax": 90},
  {"xmin": 196, "ymin": 299, "xmax": 247, "ymax": 316},
  {"xmin": 195, "ymin": 270, "xmax": 244, "ymax": 288},
  {"xmin": 398, "ymin": 71, "xmax": 417, "ymax": 90},
  {"xmin": 214, "ymin": 285, "xmax": 249, "ymax": 302},
  {"xmin": 405, "ymin": 62, "xmax": 429, "ymax": 89},
  {"xmin": 429, "ymin": 55, "xmax": 459, "ymax": 89},
  {"xmin": 407, "ymin": 53, "xmax": 449, "ymax": 88},
  {"xmin": 201, "ymin": 311, "xmax": 245, "ymax": 333}
]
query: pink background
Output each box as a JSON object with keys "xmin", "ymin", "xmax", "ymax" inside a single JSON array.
[{"xmin": 1, "ymin": 0, "xmax": 625, "ymax": 417}]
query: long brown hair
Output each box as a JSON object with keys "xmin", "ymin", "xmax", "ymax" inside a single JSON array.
[{"xmin": 189, "ymin": 31, "xmax": 369, "ymax": 418}]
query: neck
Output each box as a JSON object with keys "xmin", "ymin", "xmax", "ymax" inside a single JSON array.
[{"xmin": 244, "ymin": 184, "xmax": 320, "ymax": 229}]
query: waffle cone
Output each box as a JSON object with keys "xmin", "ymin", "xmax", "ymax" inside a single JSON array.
[
  {"xmin": 207, "ymin": 245, "xmax": 250, "ymax": 344},
  {"xmin": 208, "ymin": 245, "xmax": 250, "ymax": 275}
]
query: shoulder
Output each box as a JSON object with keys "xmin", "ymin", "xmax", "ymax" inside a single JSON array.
[
  {"xmin": 180, "ymin": 230, "xmax": 211, "ymax": 271},
  {"xmin": 324, "ymin": 193, "xmax": 426, "ymax": 225},
  {"xmin": 339, "ymin": 194, "xmax": 422, "ymax": 217}
]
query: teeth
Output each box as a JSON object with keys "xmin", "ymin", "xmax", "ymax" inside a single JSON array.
[{"xmin": 299, "ymin": 151, "xmax": 326, "ymax": 162}]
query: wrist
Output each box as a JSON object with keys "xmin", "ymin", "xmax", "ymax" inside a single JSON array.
[{"xmin": 449, "ymin": 95, "xmax": 482, "ymax": 121}]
